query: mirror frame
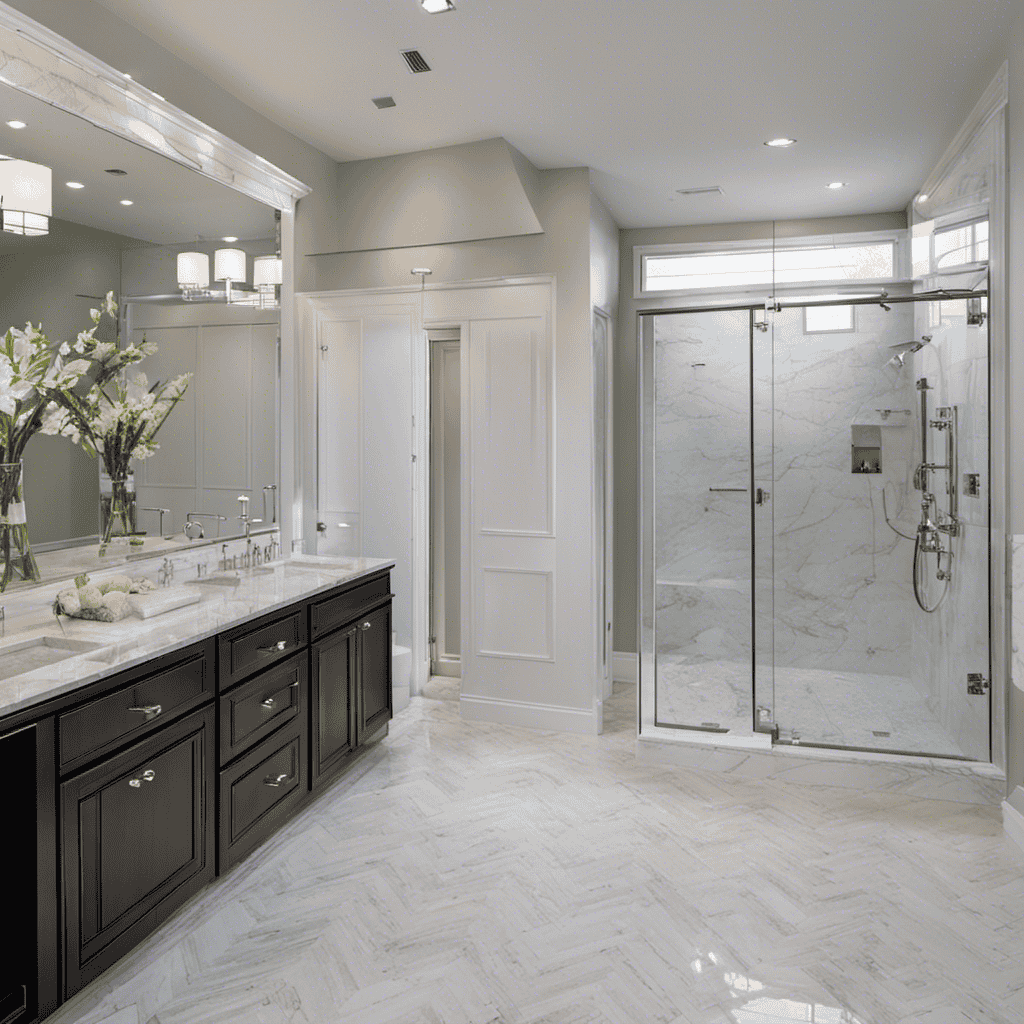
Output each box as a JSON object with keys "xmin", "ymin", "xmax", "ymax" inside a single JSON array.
[{"xmin": 0, "ymin": 1, "xmax": 310, "ymax": 562}]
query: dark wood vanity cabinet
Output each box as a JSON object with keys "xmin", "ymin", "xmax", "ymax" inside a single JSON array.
[
  {"xmin": 2, "ymin": 718, "xmax": 59, "ymax": 1024},
  {"xmin": 310, "ymin": 583, "xmax": 392, "ymax": 790},
  {"xmin": 11, "ymin": 565, "xmax": 392, "ymax": 1021},
  {"xmin": 61, "ymin": 704, "xmax": 215, "ymax": 995}
]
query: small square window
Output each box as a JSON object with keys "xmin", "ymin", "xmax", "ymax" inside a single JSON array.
[{"xmin": 804, "ymin": 305, "xmax": 854, "ymax": 333}]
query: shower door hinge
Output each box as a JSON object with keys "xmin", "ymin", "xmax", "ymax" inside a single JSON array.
[
  {"xmin": 967, "ymin": 673, "xmax": 989, "ymax": 695},
  {"xmin": 755, "ymin": 487, "xmax": 770, "ymax": 506},
  {"xmin": 755, "ymin": 705, "xmax": 779, "ymax": 740}
]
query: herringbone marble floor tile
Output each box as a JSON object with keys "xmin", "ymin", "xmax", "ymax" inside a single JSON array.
[{"xmin": 48, "ymin": 681, "xmax": 1024, "ymax": 1024}]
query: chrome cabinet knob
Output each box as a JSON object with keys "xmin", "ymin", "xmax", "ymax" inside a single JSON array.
[
  {"xmin": 129, "ymin": 768, "xmax": 156, "ymax": 788},
  {"xmin": 361, "ymin": 621, "xmax": 372, "ymax": 631}
]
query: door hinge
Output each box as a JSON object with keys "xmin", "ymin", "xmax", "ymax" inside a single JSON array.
[
  {"xmin": 967, "ymin": 673, "xmax": 989, "ymax": 695},
  {"xmin": 755, "ymin": 705, "xmax": 779, "ymax": 740}
]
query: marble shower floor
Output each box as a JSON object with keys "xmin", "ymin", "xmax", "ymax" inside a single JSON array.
[
  {"xmin": 48, "ymin": 681, "xmax": 1024, "ymax": 1024},
  {"xmin": 656, "ymin": 656, "xmax": 970, "ymax": 758}
]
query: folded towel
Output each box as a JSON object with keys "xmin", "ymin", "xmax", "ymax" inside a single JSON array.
[{"xmin": 128, "ymin": 590, "xmax": 202, "ymax": 619}]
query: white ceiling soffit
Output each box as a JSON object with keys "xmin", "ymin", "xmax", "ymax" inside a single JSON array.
[
  {"xmin": 321, "ymin": 138, "xmax": 543, "ymax": 255},
  {"xmin": 90, "ymin": 0, "xmax": 1020, "ymax": 229},
  {"xmin": 0, "ymin": 1, "xmax": 310, "ymax": 210},
  {"xmin": 0, "ymin": 82, "xmax": 274, "ymax": 245}
]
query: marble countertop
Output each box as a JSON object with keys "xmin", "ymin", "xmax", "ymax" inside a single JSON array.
[{"xmin": 0, "ymin": 555, "xmax": 395, "ymax": 722}]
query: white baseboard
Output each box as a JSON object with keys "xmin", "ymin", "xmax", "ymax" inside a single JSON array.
[
  {"xmin": 612, "ymin": 650, "xmax": 638, "ymax": 684},
  {"xmin": 460, "ymin": 693, "xmax": 598, "ymax": 734},
  {"xmin": 1003, "ymin": 799, "xmax": 1024, "ymax": 857}
]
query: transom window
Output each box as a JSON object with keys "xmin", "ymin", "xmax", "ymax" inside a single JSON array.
[{"xmin": 640, "ymin": 237, "xmax": 897, "ymax": 295}]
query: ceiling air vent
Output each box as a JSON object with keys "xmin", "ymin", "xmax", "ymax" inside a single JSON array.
[
  {"xmin": 401, "ymin": 49, "xmax": 431, "ymax": 73},
  {"xmin": 372, "ymin": 96, "xmax": 397, "ymax": 109},
  {"xmin": 675, "ymin": 186, "xmax": 724, "ymax": 196}
]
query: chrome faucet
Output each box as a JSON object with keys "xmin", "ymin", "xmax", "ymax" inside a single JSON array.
[
  {"xmin": 138, "ymin": 506, "xmax": 171, "ymax": 536},
  {"xmin": 237, "ymin": 495, "xmax": 264, "ymax": 567},
  {"xmin": 186, "ymin": 512, "xmax": 227, "ymax": 539}
]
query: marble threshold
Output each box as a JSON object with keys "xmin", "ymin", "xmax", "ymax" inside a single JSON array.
[
  {"xmin": 0, "ymin": 547, "xmax": 395, "ymax": 721},
  {"xmin": 637, "ymin": 725, "xmax": 1005, "ymax": 806}
]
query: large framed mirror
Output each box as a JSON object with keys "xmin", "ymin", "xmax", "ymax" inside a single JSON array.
[{"xmin": 0, "ymin": 3, "xmax": 309, "ymax": 587}]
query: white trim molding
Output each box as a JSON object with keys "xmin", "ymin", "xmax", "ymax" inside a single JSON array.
[
  {"xmin": 0, "ymin": 1, "xmax": 310, "ymax": 209},
  {"xmin": 459, "ymin": 694, "xmax": 597, "ymax": 735},
  {"xmin": 613, "ymin": 650, "xmax": 638, "ymax": 684}
]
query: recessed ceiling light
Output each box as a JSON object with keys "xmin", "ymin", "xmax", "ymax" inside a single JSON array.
[
  {"xmin": 421, "ymin": 0, "xmax": 455, "ymax": 11},
  {"xmin": 764, "ymin": 137, "xmax": 796, "ymax": 147},
  {"xmin": 917, "ymin": 193, "xmax": 929, "ymax": 203},
  {"xmin": 221, "ymin": 235, "xmax": 238, "ymax": 242},
  {"xmin": 123, "ymin": 73, "xmax": 132, "ymax": 80},
  {"xmin": 120, "ymin": 199, "xmax": 133, "ymax": 206},
  {"xmin": 66, "ymin": 181, "xmax": 85, "ymax": 189},
  {"xmin": 5, "ymin": 120, "xmax": 27, "ymax": 130},
  {"xmin": 826, "ymin": 181, "xmax": 846, "ymax": 189}
]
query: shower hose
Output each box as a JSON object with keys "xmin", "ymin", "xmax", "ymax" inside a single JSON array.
[{"xmin": 912, "ymin": 527, "xmax": 949, "ymax": 613}]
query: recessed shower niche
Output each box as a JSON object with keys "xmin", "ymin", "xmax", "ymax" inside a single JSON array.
[{"xmin": 639, "ymin": 292, "xmax": 991, "ymax": 761}]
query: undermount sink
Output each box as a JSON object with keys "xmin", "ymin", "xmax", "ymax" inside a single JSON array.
[{"xmin": 0, "ymin": 636, "xmax": 106, "ymax": 681}]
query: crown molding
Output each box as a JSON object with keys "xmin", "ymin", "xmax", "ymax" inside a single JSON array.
[{"xmin": 0, "ymin": 1, "xmax": 310, "ymax": 210}]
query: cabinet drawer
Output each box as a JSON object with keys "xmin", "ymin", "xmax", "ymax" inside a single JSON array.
[
  {"xmin": 218, "ymin": 606, "xmax": 307, "ymax": 689},
  {"xmin": 219, "ymin": 652, "xmax": 306, "ymax": 763},
  {"xmin": 310, "ymin": 572, "xmax": 391, "ymax": 640},
  {"xmin": 59, "ymin": 645, "xmax": 212, "ymax": 774},
  {"xmin": 219, "ymin": 721, "xmax": 306, "ymax": 872}
]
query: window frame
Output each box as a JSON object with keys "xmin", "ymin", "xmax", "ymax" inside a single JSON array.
[{"xmin": 634, "ymin": 229, "xmax": 908, "ymax": 301}]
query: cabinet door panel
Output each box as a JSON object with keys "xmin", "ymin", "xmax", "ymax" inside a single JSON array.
[
  {"xmin": 311, "ymin": 626, "xmax": 356, "ymax": 787},
  {"xmin": 97, "ymin": 737, "xmax": 198, "ymax": 926},
  {"xmin": 63, "ymin": 706, "xmax": 214, "ymax": 996},
  {"xmin": 359, "ymin": 603, "xmax": 392, "ymax": 739}
]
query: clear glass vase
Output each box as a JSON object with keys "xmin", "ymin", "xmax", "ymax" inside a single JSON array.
[
  {"xmin": 0, "ymin": 461, "xmax": 41, "ymax": 590},
  {"xmin": 99, "ymin": 474, "xmax": 135, "ymax": 556}
]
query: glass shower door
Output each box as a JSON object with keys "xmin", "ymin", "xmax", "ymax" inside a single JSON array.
[{"xmin": 648, "ymin": 308, "xmax": 756, "ymax": 735}]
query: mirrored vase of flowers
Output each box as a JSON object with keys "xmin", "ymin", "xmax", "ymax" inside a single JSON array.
[
  {"xmin": 46, "ymin": 293, "xmax": 190, "ymax": 555},
  {"xmin": 0, "ymin": 320, "xmax": 92, "ymax": 590}
]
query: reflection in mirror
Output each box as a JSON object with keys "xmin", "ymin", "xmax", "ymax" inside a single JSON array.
[{"xmin": 0, "ymin": 80, "xmax": 279, "ymax": 586}]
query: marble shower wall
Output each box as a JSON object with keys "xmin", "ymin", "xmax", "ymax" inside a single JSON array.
[
  {"xmin": 908, "ymin": 306, "xmax": 990, "ymax": 761},
  {"xmin": 761, "ymin": 304, "xmax": 918, "ymax": 678},
  {"xmin": 653, "ymin": 309, "xmax": 752, "ymax": 674}
]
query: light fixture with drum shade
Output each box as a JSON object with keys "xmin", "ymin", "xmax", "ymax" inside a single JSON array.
[
  {"xmin": 253, "ymin": 254, "xmax": 282, "ymax": 309},
  {"xmin": 214, "ymin": 247, "xmax": 246, "ymax": 303},
  {"xmin": 0, "ymin": 158, "xmax": 51, "ymax": 236},
  {"xmin": 176, "ymin": 251, "xmax": 210, "ymax": 299}
]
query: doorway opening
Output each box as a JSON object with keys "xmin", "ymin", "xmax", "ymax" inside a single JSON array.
[{"xmin": 428, "ymin": 329, "xmax": 461, "ymax": 679}]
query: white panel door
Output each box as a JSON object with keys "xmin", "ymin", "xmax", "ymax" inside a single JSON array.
[
  {"xmin": 317, "ymin": 312, "xmax": 414, "ymax": 649},
  {"xmin": 465, "ymin": 304, "xmax": 558, "ymax": 704}
]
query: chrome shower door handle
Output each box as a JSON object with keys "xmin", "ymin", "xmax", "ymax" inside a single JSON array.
[{"xmin": 756, "ymin": 488, "xmax": 770, "ymax": 505}]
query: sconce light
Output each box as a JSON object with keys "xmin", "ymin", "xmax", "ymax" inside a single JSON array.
[
  {"xmin": 253, "ymin": 254, "xmax": 282, "ymax": 310},
  {"xmin": 0, "ymin": 158, "xmax": 52, "ymax": 236},
  {"xmin": 176, "ymin": 251, "xmax": 210, "ymax": 299},
  {"xmin": 214, "ymin": 247, "xmax": 246, "ymax": 303}
]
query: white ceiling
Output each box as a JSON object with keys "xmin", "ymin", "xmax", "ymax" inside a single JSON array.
[
  {"xmin": 92, "ymin": 0, "xmax": 1018, "ymax": 229},
  {"xmin": 0, "ymin": 82, "xmax": 275, "ymax": 245}
]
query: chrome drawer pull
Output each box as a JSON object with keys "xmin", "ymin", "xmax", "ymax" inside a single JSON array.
[
  {"xmin": 360, "ymin": 621, "xmax": 372, "ymax": 631},
  {"xmin": 257, "ymin": 639, "xmax": 290, "ymax": 654},
  {"xmin": 261, "ymin": 682, "xmax": 298, "ymax": 710},
  {"xmin": 127, "ymin": 704, "xmax": 162, "ymax": 721},
  {"xmin": 263, "ymin": 772, "xmax": 291, "ymax": 788},
  {"xmin": 129, "ymin": 769, "xmax": 156, "ymax": 788}
]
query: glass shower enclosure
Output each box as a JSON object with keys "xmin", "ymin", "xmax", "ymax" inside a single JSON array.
[{"xmin": 638, "ymin": 292, "xmax": 990, "ymax": 760}]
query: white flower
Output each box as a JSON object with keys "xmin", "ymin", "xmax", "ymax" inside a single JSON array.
[
  {"xmin": 103, "ymin": 291, "xmax": 117, "ymax": 316},
  {"xmin": 93, "ymin": 342, "xmax": 115, "ymax": 360},
  {"xmin": 59, "ymin": 341, "xmax": 70, "ymax": 356},
  {"xmin": 90, "ymin": 308, "xmax": 101, "ymax": 324}
]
